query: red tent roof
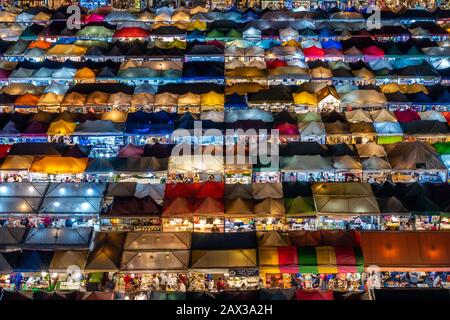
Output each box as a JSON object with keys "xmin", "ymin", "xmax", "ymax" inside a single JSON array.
[
  {"xmin": 195, "ymin": 181, "xmax": 224, "ymax": 198},
  {"xmin": 394, "ymin": 109, "xmax": 420, "ymax": 123},
  {"xmin": 206, "ymin": 40, "xmax": 225, "ymax": 48},
  {"xmin": 362, "ymin": 46, "xmax": 384, "ymax": 57},
  {"xmin": 0, "ymin": 144, "xmax": 11, "ymax": 158},
  {"xmin": 275, "ymin": 122, "xmax": 300, "ymax": 135},
  {"xmin": 303, "ymin": 46, "xmax": 325, "ymax": 58},
  {"xmin": 113, "ymin": 27, "xmax": 150, "ymax": 39},
  {"xmin": 266, "ymin": 59, "xmax": 288, "ymax": 69}
]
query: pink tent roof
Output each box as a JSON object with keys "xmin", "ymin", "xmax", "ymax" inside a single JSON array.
[
  {"xmin": 84, "ymin": 13, "xmax": 105, "ymax": 23},
  {"xmin": 394, "ymin": 110, "xmax": 420, "ymax": 123},
  {"xmin": 118, "ymin": 144, "xmax": 144, "ymax": 158},
  {"xmin": 275, "ymin": 122, "xmax": 300, "ymax": 135}
]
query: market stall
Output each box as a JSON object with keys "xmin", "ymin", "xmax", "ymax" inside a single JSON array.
[
  {"xmin": 117, "ymin": 232, "xmax": 191, "ymax": 299},
  {"xmin": 189, "ymin": 232, "xmax": 259, "ymax": 291}
]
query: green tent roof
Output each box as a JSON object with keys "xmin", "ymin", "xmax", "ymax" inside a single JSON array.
[
  {"xmin": 434, "ymin": 142, "xmax": 450, "ymax": 155},
  {"xmin": 284, "ymin": 196, "xmax": 316, "ymax": 217}
]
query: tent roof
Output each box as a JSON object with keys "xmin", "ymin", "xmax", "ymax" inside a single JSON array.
[
  {"xmin": 384, "ymin": 141, "xmax": 446, "ymax": 170},
  {"xmin": 123, "ymin": 232, "xmax": 191, "ymax": 250},
  {"xmin": 312, "ymin": 182, "xmax": 380, "ymax": 215},
  {"xmin": 22, "ymin": 227, "xmax": 93, "ymax": 249},
  {"xmin": 85, "ymin": 232, "xmax": 125, "ymax": 272},
  {"xmin": 49, "ymin": 250, "xmax": 88, "ymax": 272}
]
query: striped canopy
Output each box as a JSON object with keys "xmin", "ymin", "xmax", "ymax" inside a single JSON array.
[{"xmin": 260, "ymin": 245, "xmax": 364, "ymax": 274}]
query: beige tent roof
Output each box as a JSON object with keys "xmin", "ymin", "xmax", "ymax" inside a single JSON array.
[
  {"xmin": 252, "ymin": 182, "xmax": 283, "ymax": 199},
  {"xmin": 312, "ymin": 182, "xmax": 380, "ymax": 215},
  {"xmin": 384, "ymin": 141, "xmax": 447, "ymax": 170},
  {"xmin": 0, "ymin": 155, "xmax": 34, "ymax": 170},
  {"xmin": 85, "ymin": 91, "xmax": 110, "ymax": 106},
  {"xmin": 281, "ymin": 155, "xmax": 333, "ymax": 171},
  {"xmin": 61, "ymin": 92, "xmax": 86, "ymax": 107},
  {"xmin": 340, "ymin": 90, "xmax": 386, "ymax": 106},
  {"xmin": 345, "ymin": 109, "xmax": 373, "ymax": 123},
  {"xmin": 333, "ymin": 155, "xmax": 362, "ymax": 170},
  {"xmin": 123, "ymin": 232, "xmax": 191, "ymax": 250},
  {"xmin": 225, "ymin": 198, "xmax": 254, "ymax": 216},
  {"xmin": 298, "ymin": 121, "xmax": 326, "ymax": 136},
  {"xmin": 356, "ymin": 143, "xmax": 387, "ymax": 158},
  {"xmin": 49, "ymin": 250, "xmax": 88, "ymax": 272},
  {"xmin": 108, "ymin": 92, "xmax": 132, "ymax": 107},
  {"xmin": 361, "ymin": 156, "xmax": 392, "ymax": 171},
  {"xmin": 131, "ymin": 92, "xmax": 155, "ymax": 108},
  {"xmin": 370, "ymin": 109, "xmax": 397, "ymax": 122},
  {"xmin": 168, "ymin": 155, "xmax": 224, "ymax": 174},
  {"xmin": 121, "ymin": 251, "xmax": 190, "ymax": 271},
  {"xmin": 178, "ymin": 92, "xmax": 201, "ymax": 106},
  {"xmin": 154, "ymin": 92, "xmax": 179, "ymax": 106},
  {"xmin": 254, "ymin": 198, "xmax": 285, "ymax": 217},
  {"xmin": 258, "ymin": 231, "xmax": 291, "ymax": 247},
  {"xmin": 37, "ymin": 93, "xmax": 64, "ymax": 106},
  {"xmin": 190, "ymin": 249, "xmax": 257, "ymax": 269}
]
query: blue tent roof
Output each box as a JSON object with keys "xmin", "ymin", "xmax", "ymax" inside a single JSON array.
[
  {"xmin": 225, "ymin": 93, "xmax": 247, "ymax": 109},
  {"xmin": 321, "ymin": 40, "xmax": 342, "ymax": 50},
  {"xmin": 14, "ymin": 250, "xmax": 54, "ymax": 273}
]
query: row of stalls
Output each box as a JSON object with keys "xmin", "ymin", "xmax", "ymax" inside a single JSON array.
[
  {"xmin": 1, "ymin": 81, "xmax": 450, "ymax": 113},
  {"xmin": 0, "ymin": 6, "xmax": 448, "ymax": 25},
  {"xmin": 0, "ymin": 230, "xmax": 449, "ymax": 299},
  {"xmin": 0, "ymin": 180, "xmax": 448, "ymax": 232},
  {"xmin": 0, "ymin": 141, "xmax": 448, "ymax": 183}
]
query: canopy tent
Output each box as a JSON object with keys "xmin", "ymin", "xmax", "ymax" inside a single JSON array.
[
  {"xmin": 384, "ymin": 141, "xmax": 447, "ymax": 170},
  {"xmin": 22, "ymin": 227, "xmax": 93, "ymax": 249},
  {"xmin": 361, "ymin": 232, "xmax": 450, "ymax": 271},
  {"xmin": 281, "ymin": 155, "xmax": 333, "ymax": 172},
  {"xmin": 259, "ymin": 245, "xmax": 364, "ymax": 274},
  {"xmin": 29, "ymin": 157, "xmax": 88, "ymax": 174},
  {"xmin": 168, "ymin": 155, "xmax": 224, "ymax": 174},
  {"xmin": 285, "ymin": 196, "xmax": 316, "ymax": 217},
  {"xmin": 312, "ymin": 182, "xmax": 380, "ymax": 215},
  {"xmin": 190, "ymin": 232, "xmax": 257, "ymax": 269},
  {"xmin": 49, "ymin": 250, "xmax": 88, "ymax": 273},
  {"xmin": 0, "ymin": 227, "xmax": 27, "ymax": 251},
  {"xmin": 10, "ymin": 250, "xmax": 54, "ymax": 273},
  {"xmin": 105, "ymin": 196, "xmax": 161, "ymax": 218},
  {"xmin": 85, "ymin": 232, "xmax": 125, "ymax": 272}
]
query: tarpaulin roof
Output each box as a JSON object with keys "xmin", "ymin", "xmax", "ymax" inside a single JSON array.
[
  {"xmin": 312, "ymin": 182, "xmax": 380, "ymax": 215},
  {"xmin": 85, "ymin": 232, "xmax": 125, "ymax": 272},
  {"xmin": 384, "ymin": 141, "xmax": 446, "ymax": 170},
  {"xmin": 22, "ymin": 227, "xmax": 93, "ymax": 250},
  {"xmin": 361, "ymin": 232, "xmax": 450, "ymax": 271},
  {"xmin": 11, "ymin": 250, "xmax": 54, "ymax": 272},
  {"xmin": 49, "ymin": 250, "xmax": 88, "ymax": 273}
]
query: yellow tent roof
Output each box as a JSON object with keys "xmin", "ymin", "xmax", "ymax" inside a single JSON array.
[
  {"xmin": 188, "ymin": 20, "xmax": 207, "ymax": 31},
  {"xmin": 2, "ymin": 83, "xmax": 42, "ymax": 95},
  {"xmin": 46, "ymin": 44, "xmax": 87, "ymax": 56},
  {"xmin": 32, "ymin": 12, "xmax": 51, "ymax": 21},
  {"xmin": 172, "ymin": 11, "xmax": 191, "ymax": 22},
  {"xmin": 282, "ymin": 39, "xmax": 301, "ymax": 47},
  {"xmin": 292, "ymin": 91, "xmax": 318, "ymax": 105},
  {"xmin": 200, "ymin": 92, "xmax": 225, "ymax": 108},
  {"xmin": 154, "ymin": 12, "xmax": 172, "ymax": 22},
  {"xmin": 190, "ymin": 6, "xmax": 208, "ymax": 14},
  {"xmin": 399, "ymin": 83, "xmax": 429, "ymax": 94},
  {"xmin": 0, "ymin": 155, "xmax": 34, "ymax": 170},
  {"xmin": 226, "ymin": 67, "xmax": 267, "ymax": 78},
  {"xmin": 178, "ymin": 92, "xmax": 201, "ymax": 106},
  {"xmin": 225, "ymin": 83, "xmax": 266, "ymax": 95},
  {"xmin": 37, "ymin": 93, "xmax": 64, "ymax": 106},
  {"xmin": 380, "ymin": 83, "xmax": 401, "ymax": 93},
  {"xmin": 47, "ymin": 119, "xmax": 76, "ymax": 135},
  {"xmin": 310, "ymin": 67, "xmax": 333, "ymax": 78},
  {"xmin": 0, "ymin": 11, "xmax": 17, "ymax": 23},
  {"xmin": 30, "ymin": 157, "xmax": 88, "ymax": 174},
  {"xmin": 74, "ymin": 67, "xmax": 96, "ymax": 80},
  {"xmin": 101, "ymin": 110, "xmax": 128, "ymax": 123}
]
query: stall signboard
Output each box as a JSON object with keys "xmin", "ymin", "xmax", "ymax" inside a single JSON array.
[{"xmin": 229, "ymin": 269, "xmax": 259, "ymax": 277}]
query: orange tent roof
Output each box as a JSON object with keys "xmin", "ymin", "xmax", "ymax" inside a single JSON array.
[
  {"xmin": 74, "ymin": 67, "xmax": 96, "ymax": 80},
  {"xmin": 360, "ymin": 231, "xmax": 450, "ymax": 271},
  {"xmin": 15, "ymin": 93, "xmax": 39, "ymax": 106},
  {"xmin": 30, "ymin": 156, "xmax": 88, "ymax": 174},
  {"xmin": 28, "ymin": 40, "xmax": 52, "ymax": 50}
]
